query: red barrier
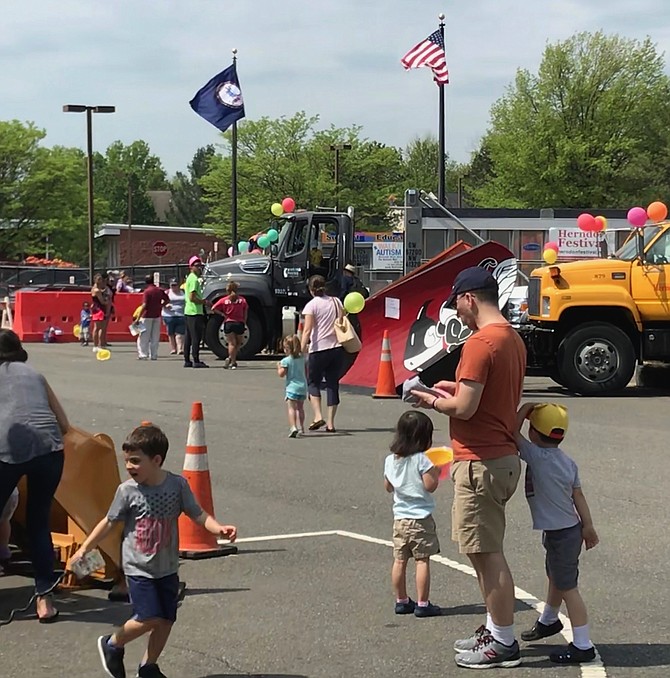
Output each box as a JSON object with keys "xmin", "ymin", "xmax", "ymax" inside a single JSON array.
[{"xmin": 14, "ymin": 292, "xmax": 169, "ymax": 343}]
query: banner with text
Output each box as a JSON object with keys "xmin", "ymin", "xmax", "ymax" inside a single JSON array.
[
  {"xmin": 549, "ymin": 228, "xmax": 617, "ymax": 259},
  {"xmin": 372, "ymin": 241, "xmax": 404, "ymax": 270}
]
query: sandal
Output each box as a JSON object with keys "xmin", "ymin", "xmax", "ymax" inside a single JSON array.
[
  {"xmin": 324, "ymin": 427, "xmax": 337, "ymax": 433},
  {"xmin": 308, "ymin": 420, "xmax": 326, "ymax": 431},
  {"xmin": 37, "ymin": 595, "xmax": 59, "ymax": 624},
  {"xmin": 38, "ymin": 610, "xmax": 60, "ymax": 624}
]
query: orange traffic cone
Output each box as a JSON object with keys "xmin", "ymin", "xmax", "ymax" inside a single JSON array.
[
  {"xmin": 372, "ymin": 330, "xmax": 400, "ymax": 399},
  {"xmin": 178, "ymin": 402, "xmax": 237, "ymax": 559}
]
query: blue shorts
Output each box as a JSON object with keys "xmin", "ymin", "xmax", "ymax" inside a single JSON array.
[
  {"xmin": 286, "ymin": 391, "xmax": 306, "ymax": 402},
  {"xmin": 127, "ymin": 573, "xmax": 179, "ymax": 622},
  {"xmin": 163, "ymin": 316, "xmax": 186, "ymax": 336}
]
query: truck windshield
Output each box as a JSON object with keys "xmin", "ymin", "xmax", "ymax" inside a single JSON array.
[{"xmin": 614, "ymin": 226, "xmax": 660, "ymax": 261}]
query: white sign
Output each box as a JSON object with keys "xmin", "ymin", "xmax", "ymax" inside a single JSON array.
[
  {"xmin": 372, "ymin": 241, "xmax": 404, "ymax": 270},
  {"xmin": 385, "ymin": 297, "xmax": 400, "ymax": 320},
  {"xmin": 549, "ymin": 228, "xmax": 617, "ymax": 259}
]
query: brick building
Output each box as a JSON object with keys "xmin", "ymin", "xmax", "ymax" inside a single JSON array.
[{"xmin": 97, "ymin": 224, "xmax": 226, "ymax": 267}]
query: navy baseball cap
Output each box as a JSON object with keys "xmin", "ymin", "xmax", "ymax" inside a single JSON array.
[{"xmin": 445, "ymin": 266, "xmax": 499, "ymax": 308}]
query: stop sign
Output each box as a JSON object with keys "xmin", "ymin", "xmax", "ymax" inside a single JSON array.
[{"xmin": 152, "ymin": 240, "xmax": 168, "ymax": 257}]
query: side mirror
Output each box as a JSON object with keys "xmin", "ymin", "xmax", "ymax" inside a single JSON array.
[{"xmin": 270, "ymin": 243, "xmax": 279, "ymax": 257}]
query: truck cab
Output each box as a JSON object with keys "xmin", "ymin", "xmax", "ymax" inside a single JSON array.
[
  {"xmin": 202, "ymin": 209, "xmax": 355, "ymax": 360},
  {"xmin": 525, "ymin": 223, "xmax": 670, "ymax": 394}
]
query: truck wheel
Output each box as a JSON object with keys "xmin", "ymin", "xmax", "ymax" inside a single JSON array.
[
  {"xmin": 558, "ymin": 323, "xmax": 635, "ymax": 395},
  {"xmin": 205, "ymin": 308, "xmax": 264, "ymax": 360}
]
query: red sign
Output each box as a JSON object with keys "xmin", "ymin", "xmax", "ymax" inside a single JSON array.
[{"xmin": 152, "ymin": 241, "xmax": 168, "ymax": 257}]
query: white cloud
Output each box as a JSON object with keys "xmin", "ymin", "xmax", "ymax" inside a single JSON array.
[{"xmin": 2, "ymin": 0, "xmax": 669, "ymax": 176}]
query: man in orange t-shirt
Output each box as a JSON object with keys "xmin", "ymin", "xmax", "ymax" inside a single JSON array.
[{"xmin": 412, "ymin": 266, "xmax": 526, "ymax": 670}]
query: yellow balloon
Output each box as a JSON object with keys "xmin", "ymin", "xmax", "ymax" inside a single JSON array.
[
  {"xmin": 595, "ymin": 215, "xmax": 608, "ymax": 232},
  {"xmin": 543, "ymin": 248, "xmax": 558, "ymax": 265},
  {"xmin": 73, "ymin": 324, "xmax": 81, "ymax": 339},
  {"xmin": 343, "ymin": 291, "xmax": 365, "ymax": 315},
  {"xmin": 96, "ymin": 348, "xmax": 111, "ymax": 361},
  {"xmin": 271, "ymin": 202, "xmax": 284, "ymax": 217},
  {"xmin": 133, "ymin": 305, "xmax": 143, "ymax": 320}
]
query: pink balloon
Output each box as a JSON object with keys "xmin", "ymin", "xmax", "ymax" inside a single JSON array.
[
  {"xmin": 545, "ymin": 241, "xmax": 559, "ymax": 253},
  {"xmin": 282, "ymin": 197, "xmax": 296, "ymax": 213},
  {"xmin": 627, "ymin": 206, "xmax": 648, "ymax": 228},
  {"xmin": 227, "ymin": 246, "xmax": 233, "ymax": 257},
  {"xmin": 577, "ymin": 213, "xmax": 597, "ymax": 232}
]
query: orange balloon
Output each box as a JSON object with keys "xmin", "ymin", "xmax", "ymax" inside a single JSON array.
[
  {"xmin": 594, "ymin": 216, "xmax": 607, "ymax": 232},
  {"xmin": 647, "ymin": 201, "xmax": 668, "ymax": 223}
]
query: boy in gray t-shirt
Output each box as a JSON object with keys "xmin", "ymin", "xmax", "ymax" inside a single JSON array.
[
  {"xmin": 515, "ymin": 403, "xmax": 599, "ymax": 666},
  {"xmin": 72, "ymin": 424, "xmax": 237, "ymax": 678}
]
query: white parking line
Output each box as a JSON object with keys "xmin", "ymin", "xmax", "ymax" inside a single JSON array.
[{"xmin": 222, "ymin": 530, "xmax": 607, "ymax": 677}]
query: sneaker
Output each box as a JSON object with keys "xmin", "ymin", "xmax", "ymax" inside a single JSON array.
[
  {"xmin": 92, "ymin": 347, "xmax": 99, "ymax": 353},
  {"xmin": 550, "ymin": 643, "xmax": 596, "ymax": 664},
  {"xmin": 454, "ymin": 634, "xmax": 521, "ymax": 669},
  {"xmin": 230, "ymin": 363, "xmax": 237, "ymax": 370},
  {"xmin": 394, "ymin": 598, "xmax": 416, "ymax": 615},
  {"xmin": 288, "ymin": 428, "xmax": 299, "ymax": 438},
  {"xmin": 137, "ymin": 356, "xmax": 148, "ymax": 360},
  {"xmin": 183, "ymin": 361, "xmax": 193, "ymax": 368},
  {"xmin": 97, "ymin": 635, "xmax": 126, "ymax": 678},
  {"xmin": 193, "ymin": 361, "xmax": 209, "ymax": 368},
  {"xmin": 521, "ymin": 618, "xmax": 563, "ymax": 642},
  {"xmin": 169, "ymin": 350, "xmax": 177, "ymax": 355},
  {"xmin": 414, "ymin": 601, "xmax": 441, "ymax": 617},
  {"xmin": 453, "ymin": 624, "xmax": 489, "ymax": 652},
  {"xmin": 223, "ymin": 358, "xmax": 231, "ymax": 369},
  {"xmin": 137, "ymin": 663, "xmax": 168, "ymax": 678}
]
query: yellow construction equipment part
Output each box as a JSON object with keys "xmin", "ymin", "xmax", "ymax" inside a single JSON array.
[{"xmin": 14, "ymin": 426, "xmax": 123, "ymax": 589}]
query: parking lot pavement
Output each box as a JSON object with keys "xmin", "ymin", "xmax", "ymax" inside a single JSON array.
[{"xmin": 1, "ymin": 343, "xmax": 669, "ymax": 677}]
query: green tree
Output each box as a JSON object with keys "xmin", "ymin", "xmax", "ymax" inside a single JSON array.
[
  {"xmin": 200, "ymin": 112, "xmax": 406, "ymax": 239},
  {"xmin": 0, "ymin": 120, "xmax": 96, "ymax": 262},
  {"xmin": 95, "ymin": 140, "xmax": 168, "ymax": 224},
  {"xmin": 400, "ymin": 135, "xmax": 465, "ymax": 201},
  {"xmin": 168, "ymin": 145, "xmax": 216, "ymax": 228},
  {"xmin": 474, "ymin": 32, "xmax": 670, "ymax": 208}
]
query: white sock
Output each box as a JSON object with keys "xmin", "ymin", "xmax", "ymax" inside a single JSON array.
[
  {"xmin": 486, "ymin": 612, "xmax": 493, "ymax": 631},
  {"xmin": 572, "ymin": 624, "xmax": 593, "ymax": 651},
  {"xmin": 489, "ymin": 620, "xmax": 515, "ymax": 646},
  {"xmin": 539, "ymin": 604, "xmax": 560, "ymax": 626}
]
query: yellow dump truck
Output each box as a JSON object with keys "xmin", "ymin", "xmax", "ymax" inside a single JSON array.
[{"xmin": 524, "ymin": 223, "xmax": 670, "ymax": 394}]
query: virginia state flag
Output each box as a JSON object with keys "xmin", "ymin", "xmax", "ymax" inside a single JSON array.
[{"xmin": 189, "ymin": 63, "xmax": 245, "ymax": 132}]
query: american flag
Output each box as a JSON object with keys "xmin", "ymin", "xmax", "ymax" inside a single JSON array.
[{"xmin": 401, "ymin": 30, "xmax": 449, "ymax": 84}]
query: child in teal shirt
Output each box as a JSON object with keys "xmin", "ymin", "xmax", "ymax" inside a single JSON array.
[{"xmin": 277, "ymin": 335, "xmax": 307, "ymax": 438}]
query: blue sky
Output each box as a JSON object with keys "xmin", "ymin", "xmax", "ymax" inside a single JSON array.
[{"xmin": 2, "ymin": 0, "xmax": 669, "ymax": 177}]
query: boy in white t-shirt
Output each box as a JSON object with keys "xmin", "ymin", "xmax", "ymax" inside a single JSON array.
[
  {"xmin": 515, "ymin": 403, "xmax": 599, "ymax": 664},
  {"xmin": 384, "ymin": 411, "xmax": 441, "ymax": 618}
]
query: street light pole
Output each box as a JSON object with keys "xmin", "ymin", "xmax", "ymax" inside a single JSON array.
[
  {"xmin": 329, "ymin": 143, "xmax": 352, "ymax": 212},
  {"xmin": 63, "ymin": 104, "xmax": 115, "ymax": 284}
]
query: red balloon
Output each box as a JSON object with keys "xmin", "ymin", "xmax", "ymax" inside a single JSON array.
[
  {"xmin": 577, "ymin": 213, "xmax": 597, "ymax": 232},
  {"xmin": 282, "ymin": 197, "xmax": 296, "ymax": 213},
  {"xmin": 545, "ymin": 241, "xmax": 559, "ymax": 253}
]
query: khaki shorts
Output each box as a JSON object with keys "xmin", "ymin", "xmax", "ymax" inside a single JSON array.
[
  {"xmin": 392, "ymin": 516, "xmax": 440, "ymax": 561},
  {"xmin": 451, "ymin": 456, "xmax": 521, "ymax": 554}
]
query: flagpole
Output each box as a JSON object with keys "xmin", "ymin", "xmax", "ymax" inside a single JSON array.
[
  {"xmin": 438, "ymin": 12, "xmax": 446, "ymax": 206},
  {"xmin": 231, "ymin": 47, "xmax": 239, "ymax": 254}
]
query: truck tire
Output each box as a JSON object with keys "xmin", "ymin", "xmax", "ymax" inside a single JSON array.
[
  {"xmin": 205, "ymin": 308, "xmax": 264, "ymax": 361},
  {"xmin": 558, "ymin": 322, "xmax": 635, "ymax": 395}
]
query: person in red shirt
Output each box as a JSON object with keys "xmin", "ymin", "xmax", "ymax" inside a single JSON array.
[
  {"xmin": 136, "ymin": 276, "xmax": 169, "ymax": 361},
  {"xmin": 412, "ymin": 266, "xmax": 526, "ymax": 670},
  {"xmin": 211, "ymin": 281, "xmax": 248, "ymax": 369}
]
